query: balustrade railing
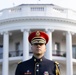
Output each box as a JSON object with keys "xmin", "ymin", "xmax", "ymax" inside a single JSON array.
[
  {"xmin": 0, "ymin": 5, "xmax": 76, "ymax": 20},
  {"xmin": 9, "ymin": 50, "xmax": 23, "ymax": 57},
  {"xmin": 52, "ymin": 50, "xmax": 66, "ymax": 57}
]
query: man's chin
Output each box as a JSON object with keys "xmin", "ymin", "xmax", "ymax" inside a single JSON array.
[{"xmin": 36, "ymin": 53, "xmax": 42, "ymax": 56}]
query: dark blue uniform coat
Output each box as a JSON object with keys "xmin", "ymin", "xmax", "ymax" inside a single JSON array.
[{"xmin": 15, "ymin": 56, "xmax": 59, "ymax": 75}]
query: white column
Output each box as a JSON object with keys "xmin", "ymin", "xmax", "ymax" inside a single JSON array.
[
  {"xmin": 2, "ymin": 32, "xmax": 9, "ymax": 75},
  {"xmin": 66, "ymin": 31, "xmax": 73, "ymax": 75},
  {"xmin": 22, "ymin": 29, "xmax": 29, "ymax": 61},
  {"xmin": 45, "ymin": 29, "xmax": 53, "ymax": 60}
]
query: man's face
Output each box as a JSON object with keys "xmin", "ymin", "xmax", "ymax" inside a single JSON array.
[{"xmin": 31, "ymin": 43, "xmax": 46, "ymax": 56}]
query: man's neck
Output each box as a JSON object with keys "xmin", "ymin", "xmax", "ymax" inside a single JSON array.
[{"xmin": 33, "ymin": 54, "xmax": 44, "ymax": 59}]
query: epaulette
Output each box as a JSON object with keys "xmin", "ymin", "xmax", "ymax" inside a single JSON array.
[
  {"xmin": 55, "ymin": 61, "xmax": 59, "ymax": 65},
  {"xmin": 18, "ymin": 61, "xmax": 22, "ymax": 64},
  {"xmin": 55, "ymin": 61, "xmax": 60, "ymax": 75}
]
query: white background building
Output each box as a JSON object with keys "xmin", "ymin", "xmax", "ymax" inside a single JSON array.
[{"xmin": 0, "ymin": 4, "xmax": 76, "ymax": 75}]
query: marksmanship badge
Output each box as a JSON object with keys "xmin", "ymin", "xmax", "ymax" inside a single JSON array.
[{"xmin": 44, "ymin": 71, "xmax": 49, "ymax": 75}]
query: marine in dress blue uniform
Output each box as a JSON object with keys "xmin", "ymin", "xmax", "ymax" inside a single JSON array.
[{"xmin": 15, "ymin": 31, "xmax": 60, "ymax": 75}]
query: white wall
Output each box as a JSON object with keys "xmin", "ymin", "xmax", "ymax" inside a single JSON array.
[
  {"xmin": 60, "ymin": 63, "xmax": 66, "ymax": 75},
  {"xmin": 0, "ymin": 65, "xmax": 2, "ymax": 75},
  {"xmin": 9, "ymin": 63, "xmax": 17, "ymax": 75},
  {"xmin": 9, "ymin": 33, "xmax": 23, "ymax": 52},
  {"xmin": 73, "ymin": 65, "xmax": 76, "ymax": 75}
]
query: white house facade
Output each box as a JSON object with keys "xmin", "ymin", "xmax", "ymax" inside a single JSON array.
[{"xmin": 0, "ymin": 4, "xmax": 76, "ymax": 75}]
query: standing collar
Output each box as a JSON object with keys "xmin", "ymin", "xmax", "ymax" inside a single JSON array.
[{"xmin": 32, "ymin": 56, "xmax": 45, "ymax": 62}]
